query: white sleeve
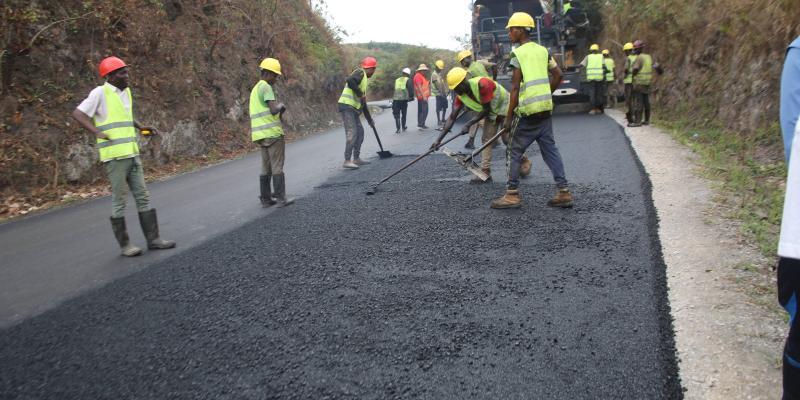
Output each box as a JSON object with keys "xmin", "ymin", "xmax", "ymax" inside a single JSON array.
[
  {"xmin": 779, "ymin": 123, "xmax": 800, "ymax": 259},
  {"xmin": 76, "ymin": 87, "xmax": 103, "ymax": 118}
]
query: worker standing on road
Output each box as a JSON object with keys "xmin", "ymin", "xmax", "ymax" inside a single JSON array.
[
  {"xmin": 492, "ymin": 12, "xmax": 573, "ymax": 210},
  {"xmin": 778, "ymin": 34, "xmax": 800, "ymax": 400},
  {"xmin": 72, "ymin": 56, "xmax": 176, "ymax": 257},
  {"xmin": 580, "ymin": 44, "xmax": 607, "ymax": 115},
  {"xmin": 603, "ymin": 49, "xmax": 616, "ymax": 108},
  {"xmin": 431, "ymin": 60, "xmax": 449, "ymax": 130},
  {"xmin": 629, "ymin": 40, "xmax": 662, "ymax": 127},
  {"xmin": 392, "ymin": 67, "xmax": 414, "ymax": 133},
  {"xmin": 457, "ymin": 50, "xmax": 490, "ymax": 149},
  {"xmin": 249, "ymin": 58, "xmax": 293, "ymax": 208},
  {"xmin": 430, "ymin": 68, "xmax": 532, "ymax": 183},
  {"xmin": 338, "ymin": 57, "xmax": 378, "ymax": 169},
  {"xmin": 414, "ymin": 64, "xmax": 431, "ymax": 130},
  {"xmin": 622, "ymin": 42, "xmax": 636, "ymax": 122}
]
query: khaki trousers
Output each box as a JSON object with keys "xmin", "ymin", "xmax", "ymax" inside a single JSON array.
[
  {"xmin": 105, "ymin": 156, "xmax": 150, "ymax": 218},
  {"xmin": 259, "ymin": 137, "xmax": 285, "ymax": 176}
]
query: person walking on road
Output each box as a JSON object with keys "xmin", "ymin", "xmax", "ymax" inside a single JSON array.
[
  {"xmin": 622, "ymin": 42, "xmax": 636, "ymax": 122},
  {"xmin": 457, "ymin": 49, "xmax": 490, "ymax": 149},
  {"xmin": 581, "ymin": 44, "xmax": 607, "ymax": 115},
  {"xmin": 779, "ymin": 34, "xmax": 800, "ymax": 400},
  {"xmin": 414, "ymin": 64, "xmax": 431, "ymax": 130},
  {"xmin": 603, "ymin": 49, "xmax": 616, "ymax": 108},
  {"xmin": 431, "ymin": 67, "xmax": 532, "ymax": 184},
  {"xmin": 392, "ymin": 67, "xmax": 414, "ymax": 133},
  {"xmin": 72, "ymin": 56, "xmax": 176, "ymax": 257},
  {"xmin": 492, "ymin": 12, "xmax": 573, "ymax": 210},
  {"xmin": 431, "ymin": 60, "xmax": 449, "ymax": 130},
  {"xmin": 249, "ymin": 58, "xmax": 293, "ymax": 208},
  {"xmin": 629, "ymin": 40, "xmax": 662, "ymax": 127},
  {"xmin": 338, "ymin": 57, "xmax": 378, "ymax": 169}
]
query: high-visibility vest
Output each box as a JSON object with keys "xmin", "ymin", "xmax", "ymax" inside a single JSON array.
[
  {"xmin": 393, "ymin": 76, "xmax": 410, "ymax": 100},
  {"xmin": 430, "ymin": 72, "xmax": 442, "ymax": 96},
  {"xmin": 249, "ymin": 80, "xmax": 284, "ymax": 141},
  {"xmin": 512, "ymin": 42, "xmax": 554, "ymax": 116},
  {"xmin": 624, "ymin": 55, "xmax": 637, "ymax": 84},
  {"xmin": 604, "ymin": 58, "xmax": 615, "ymax": 82},
  {"xmin": 457, "ymin": 77, "xmax": 509, "ymax": 119},
  {"xmin": 414, "ymin": 73, "xmax": 431, "ymax": 99},
  {"xmin": 586, "ymin": 53, "xmax": 604, "ymax": 81},
  {"xmin": 563, "ymin": 2, "xmax": 572, "ymax": 14},
  {"xmin": 468, "ymin": 61, "xmax": 489, "ymax": 78},
  {"xmin": 633, "ymin": 53, "xmax": 653, "ymax": 86},
  {"xmin": 338, "ymin": 68, "xmax": 368, "ymax": 110},
  {"xmin": 94, "ymin": 83, "xmax": 139, "ymax": 162}
]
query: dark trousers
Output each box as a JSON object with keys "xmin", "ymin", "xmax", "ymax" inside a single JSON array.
[
  {"xmin": 392, "ymin": 100, "xmax": 408, "ymax": 130},
  {"xmin": 417, "ymin": 99, "xmax": 429, "ymax": 127},
  {"xmin": 589, "ymin": 80, "xmax": 605, "ymax": 110},
  {"xmin": 506, "ymin": 116, "xmax": 568, "ymax": 189},
  {"xmin": 779, "ymin": 257, "xmax": 800, "ymax": 399},
  {"xmin": 631, "ymin": 85, "xmax": 651, "ymax": 123}
]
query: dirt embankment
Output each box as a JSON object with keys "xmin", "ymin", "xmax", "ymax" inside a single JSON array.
[{"xmin": 0, "ymin": 0, "xmax": 346, "ymax": 217}]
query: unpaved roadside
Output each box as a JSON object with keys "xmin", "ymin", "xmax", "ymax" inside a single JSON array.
[{"xmin": 607, "ymin": 109, "xmax": 784, "ymax": 399}]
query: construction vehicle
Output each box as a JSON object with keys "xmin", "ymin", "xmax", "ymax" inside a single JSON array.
[{"xmin": 471, "ymin": 0, "xmax": 592, "ymax": 105}]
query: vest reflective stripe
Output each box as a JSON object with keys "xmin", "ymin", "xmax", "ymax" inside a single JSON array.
[
  {"xmin": 624, "ymin": 55, "xmax": 637, "ymax": 84},
  {"xmin": 338, "ymin": 69, "xmax": 368, "ymax": 110},
  {"xmin": 393, "ymin": 76, "xmax": 410, "ymax": 100},
  {"xmin": 457, "ymin": 77, "xmax": 509, "ymax": 118},
  {"xmin": 586, "ymin": 53, "xmax": 604, "ymax": 81},
  {"xmin": 512, "ymin": 42, "xmax": 554, "ymax": 116},
  {"xmin": 249, "ymin": 80, "xmax": 283, "ymax": 141},
  {"xmin": 633, "ymin": 54, "xmax": 653, "ymax": 86},
  {"xmin": 468, "ymin": 61, "xmax": 489, "ymax": 78},
  {"xmin": 604, "ymin": 58, "xmax": 615, "ymax": 82},
  {"xmin": 94, "ymin": 84, "xmax": 138, "ymax": 162}
]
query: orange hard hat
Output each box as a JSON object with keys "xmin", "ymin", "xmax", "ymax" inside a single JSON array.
[
  {"xmin": 98, "ymin": 56, "xmax": 127, "ymax": 78},
  {"xmin": 360, "ymin": 56, "xmax": 378, "ymax": 69}
]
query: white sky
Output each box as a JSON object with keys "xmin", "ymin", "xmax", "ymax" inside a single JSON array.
[{"xmin": 319, "ymin": 0, "xmax": 473, "ymax": 50}]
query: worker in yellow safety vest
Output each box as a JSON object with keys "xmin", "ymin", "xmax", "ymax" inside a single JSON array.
[
  {"xmin": 580, "ymin": 43, "xmax": 608, "ymax": 115},
  {"xmin": 457, "ymin": 49, "xmax": 490, "ymax": 149},
  {"xmin": 72, "ymin": 56, "xmax": 175, "ymax": 257},
  {"xmin": 338, "ymin": 56, "xmax": 378, "ymax": 169},
  {"xmin": 603, "ymin": 49, "xmax": 616, "ymax": 108},
  {"xmin": 392, "ymin": 67, "xmax": 414, "ymax": 133},
  {"xmin": 622, "ymin": 42, "xmax": 636, "ymax": 122},
  {"xmin": 629, "ymin": 40, "xmax": 662, "ymax": 127}
]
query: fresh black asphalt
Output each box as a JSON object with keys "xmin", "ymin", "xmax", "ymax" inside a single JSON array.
[{"xmin": 0, "ymin": 114, "xmax": 682, "ymax": 399}]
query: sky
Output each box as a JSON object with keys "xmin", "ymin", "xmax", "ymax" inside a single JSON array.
[{"xmin": 318, "ymin": 0, "xmax": 473, "ymax": 51}]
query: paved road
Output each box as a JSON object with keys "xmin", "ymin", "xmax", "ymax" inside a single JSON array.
[{"xmin": 0, "ymin": 108, "xmax": 682, "ymax": 398}]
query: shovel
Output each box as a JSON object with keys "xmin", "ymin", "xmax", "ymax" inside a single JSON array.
[
  {"xmin": 370, "ymin": 125, "xmax": 393, "ymax": 159},
  {"xmin": 441, "ymin": 127, "xmax": 507, "ymax": 182}
]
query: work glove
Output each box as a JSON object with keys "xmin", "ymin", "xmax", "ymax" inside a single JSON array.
[{"xmin": 139, "ymin": 126, "xmax": 159, "ymax": 136}]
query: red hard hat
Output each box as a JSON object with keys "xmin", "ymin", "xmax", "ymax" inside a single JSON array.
[
  {"xmin": 633, "ymin": 40, "xmax": 646, "ymax": 49},
  {"xmin": 98, "ymin": 56, "xmax": 127, "ymax": 77},
  {"xmin": 360, "ymin": 56, "xmax": 377, "ymax": 69}
]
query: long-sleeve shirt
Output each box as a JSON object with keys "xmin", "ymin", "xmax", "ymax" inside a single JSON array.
[
  {"xmin": 339, "ymin": 69, "xmax": 366, "ymax": 113},
  {"xmin": 413, "ymin": 72, "xmax": 430, "ymax": 101}
]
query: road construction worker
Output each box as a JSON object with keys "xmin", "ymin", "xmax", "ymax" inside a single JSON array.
[
  {"xmin": 431, "ymin": 60, "xmax": 449, "ymax": 129},
  {"xmin": 629, "ymin": 40, "xmax": 662, "ymax": 127},
  {"xmin": 603, "ymin": 49, "xmax": 616, "ymax": 108},
  {"xmin": 622, "ymin": 42, "xmax": 636, "ymax": 122},
  {"xmin": 580, "ymin": 44, "xmax": 607, "ymax": 115},
  {"xmin": 71, "ymin": 56, "xmax": 175, "ymax": 257},
  {"xmin": 413, "ymin": 64, "xmax": 431, "ymax": 130},
  {"xmin": 338, "ymin": 56, "xmax": 377, "ymax": 169},
  {"xmin": 392, "ymin": 67, "xmax": 414, "ymax": 133},
  {"xmin": 250, "ymin": 58, "xmax": 293, "ymax": 208},
  {"xmin": 430, "ymin": 67, "xmax": 532, "ymax": 183},
  {"xmin": 492, "ymin": 12, "xmax": 573, "ymax": 209},
  {"xmin": 778, "ymin": 34, "xmax": 800, "ymax": 400},
  {"xmin": 457, "ymin": 49, "xmax": 490, "ymax": 149}
]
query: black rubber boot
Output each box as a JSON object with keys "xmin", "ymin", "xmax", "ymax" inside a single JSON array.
[
  {"xmin": 394, "ymin": 117, "xmax": 401, "ymax": 133},
  {"xmin": 260, "ymin": 174, "xmax": 275, "ymax": 207},
  {"xmin": 273, "ymin": 173, "xmax": 294, "ymax": 207},
  {"xmin": 110, "ymin": 217, "xmax": 142, "ymax": 257},
  {"xmin": 138, "ymin": 209, "xmax": 176, "ymax": 250}
]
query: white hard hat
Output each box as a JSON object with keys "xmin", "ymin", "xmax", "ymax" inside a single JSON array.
[{"xmin": 402, "ymin": 67, "xmax": 411, "ymax": 75}]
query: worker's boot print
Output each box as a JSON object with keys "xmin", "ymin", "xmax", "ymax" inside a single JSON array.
[
  {"xmin": 110, "ymin": 216, "xmax": 142, "ymax": 257},
  {"xmin": 547, "ymin": 187, "xmax": 574, "ymax": 208},
  {"xmin": 490, "ymin": 188, "xmax": 522, "ymax": 209},
  {"xmin": 273, "ymin": 173, "xmax": 294, "ymax": 207},
  {"xmin": 464, "ymin": 137, "xmax": 475, "ymax": 150},
  {"xmin": 519, "ymin": 156, "xmax": 533, "ymax": 177},
  {"xmin": 260, "ymin": 174, "xmax": 276, "ymax": 208},
  {"xmin": 138, "ymin": 209, "xmax": 176, "ymax": 250},
  {"xmin": 470, "ymin": 169, "xmax": 492, "ymax": 184}
]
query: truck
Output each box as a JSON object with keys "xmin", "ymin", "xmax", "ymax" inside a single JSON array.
[{"xmin": 471, "ymin": 0, "xmax": 592, "ymax": 105}]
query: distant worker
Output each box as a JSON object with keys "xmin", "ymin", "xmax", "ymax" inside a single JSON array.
[
  {"xmin": 431, "ymin": 60, "xmax": 449, "ymax": 129},
  {"xmin": 602, "ymin": 49, "xmax": 616, "ymax": 108},
  {"xmin": 622, "ymin": 42, "xmax": 636, "ymax": 122},
  {"xmin": 493, "ymin": 12, "xmax": 573, "ymax": 209},
  {"xmin": 392, "ymin": 67, "xmax": 414, "ymax": 133},
  {"xmin": 457, "ymin": 49, "xmax": 490, "ymax": 149},
  {"xmin": 778, "ymin": 34, "xmax": 800, "ymax": 400},
  {"xmin": 338, "ymin": 56, "xmax": 377, "ymax": 169},
  {"xmin": 431, "ymin": 67, "xmax": 532, "ymax": 183},
  {"xmin": 72, "ymin": 56, "xmax": 175, "ymax": 257},
  {"xmin": 629, "ymin": 40, "xmax": 662, "ymax": 127},
  {"xmin": 580, "ymin": 44, "xmax": 607, "ymax": 115},
  {"xmin": 414, "ymin": 64, "xmax": 431, "ymax": 130},
  {"xmin": 249, "ymin": 58, "xmax": 293, "ymax": 208}
]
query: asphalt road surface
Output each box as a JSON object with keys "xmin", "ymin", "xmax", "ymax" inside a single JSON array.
[{"xmin": 0, "ymin": 103, "xmax": 682, "ymax": 399}]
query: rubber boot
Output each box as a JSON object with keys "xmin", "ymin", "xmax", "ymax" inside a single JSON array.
[
  {"xmin": 464, "ymin": 137, "xmax": 475, "ymax": 149},
  {"xmin": 273, "ymin": 173, "xmax": 294, "ymax": 207},
  {"xmin": 260, "ymin": 174, "xmax": 276, "ymax": 208},
  {"xmin": 470, "ymin": 169, "xmax": 492, "ymax": 184},
  {"xmin": 519, "ymin": 156, "xmax": 532, "ymax": 177},
  {"xmin": 138, "ymin": 209, "xmax": 176, "ymax": 250},
  {"xmin": 110, "ymin": 217, "xmax": 142, "ymax": 257},
  {"xmin": 394, "ymin": 117, "xmax": 401, "ymax": 134},
  {"xmin": 547, "ymin": 188, "xmax": 574, "ymax": 208},
  {"xmin": 490, "ymin": 188, "xmax": 521, "ymax": 209},
  {"xmin": 643, "ymin": 109, "xmax": 651, "ymax": 125}
]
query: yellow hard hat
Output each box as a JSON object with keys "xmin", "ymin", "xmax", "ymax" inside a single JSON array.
[
  {"xmin": 259, "ymin": 58, "xmax": 282, "ymax": 75},
  {"xmin": 623, "ymin": 42, "xmax": 634, "ymax": 51},
  {"xmin": 602, "ymin": 49, "xmax": 609, "ymax": 55},
  {"xmin": 590, "ymin": 44, "xmax": 600, "ymax": 51},
  {"xmin": 457, "ymin": 49, "xmax": 472, "ymax": 62},
  {"xmin": 435, "ymin": 60, "xmax": 445, "ymax": 69},
  {"xmin": 446, "ymin": 67, "xmax": 468, "ymax": 90},
  {"xmin": 506, "ymin": 12, "xmax": 535, "ymax": 29}
]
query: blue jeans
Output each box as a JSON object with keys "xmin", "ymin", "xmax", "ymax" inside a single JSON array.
[{"xmin": 506, "ymin": 116, "xmax": 568, "ymax": 189}]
